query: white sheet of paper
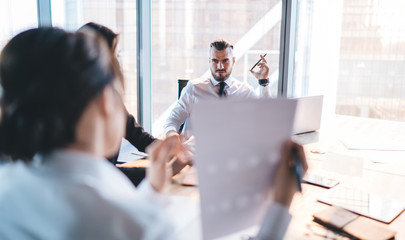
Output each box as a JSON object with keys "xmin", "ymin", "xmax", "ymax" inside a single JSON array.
[
  {"xmin": 322, "ymin": 152, "xmax": 364, "ymax": 176},
  {"xmin": 339, "ymin": 136, "xmax": 405, "ymax": 151},
  {"xmin": 117, "ymin": 138, "xmax": 148, "ymax": 163},
  {"xmin": 338, "ymin": 118, "xmax": 405, "ymax": 151},
  {"xmin": 191, "ymin": 97, "xmax": 297, "ymax": 240}
]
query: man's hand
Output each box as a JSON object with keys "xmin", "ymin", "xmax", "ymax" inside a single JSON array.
[
  {"xmin": 249, "ymin": 55, "xmax": 269, "ymax": 80},
  {"xmin": 273, "ymin": 140, "xmax": 308, "ymax": 207},
  {"xmin": 167, "ymin": 132, "xmax": 192, "ymax": 166}
]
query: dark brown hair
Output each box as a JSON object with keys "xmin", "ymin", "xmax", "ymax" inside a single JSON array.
[
  {"xmin": 210, "ymin": 39, "xmax": 233, "ymax": 51},
  {"xmin": 0, "ymin": 27, "xmax": 122, "ymax": 160}
]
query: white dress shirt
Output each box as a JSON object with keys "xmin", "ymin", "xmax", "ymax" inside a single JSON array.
[
  {"xmin": 0, "ymin": 150, "xmax": 177, "ymax": 240},
  {"xmin": 164, "ymin": 74, "xmax": 272, "ymax": 139}
]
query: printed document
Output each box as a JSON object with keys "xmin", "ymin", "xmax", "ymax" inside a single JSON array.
[{"xmin": 191, "ymin": 98, "xmax": 297, "ymax": 240}]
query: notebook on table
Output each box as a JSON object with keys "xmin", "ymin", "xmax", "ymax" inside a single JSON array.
[
  {"xmin": 313, "ymin": 206, "xmax": 397, "ymax": 240},
  {"xmin": 318, "ymin": 185, "xmax": 405, "ymax": 224}
]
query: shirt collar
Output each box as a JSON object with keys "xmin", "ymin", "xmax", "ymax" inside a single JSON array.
[{"xmin": 210, "ymin": 72, "xmax": 232, "ymax": 87}]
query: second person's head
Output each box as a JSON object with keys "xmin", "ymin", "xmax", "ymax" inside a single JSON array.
[{"xmin": 209, "ymin": 39, "xmax": 235, "ymax": 82}]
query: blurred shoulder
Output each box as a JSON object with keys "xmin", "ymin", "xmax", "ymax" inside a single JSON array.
[{"xmin": 189, "ymin": 76, "xmax": 211, "ymax": 87}]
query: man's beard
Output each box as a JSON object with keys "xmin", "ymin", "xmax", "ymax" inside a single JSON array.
[{"xmin": 211, "ymin": 69, "xmax": 231, "ymax": 82}]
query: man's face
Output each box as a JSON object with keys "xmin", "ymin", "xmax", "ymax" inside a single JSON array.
[{"xmin": 209, "ymin": 47, "xmax": 235, "ymax": 82}]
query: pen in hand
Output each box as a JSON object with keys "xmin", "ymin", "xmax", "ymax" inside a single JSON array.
[
  {"xmin": 292, "ymin": 147, "xmax": 303, "ymax": 192},
  {"xmin": 250, "ymin": 53, "xmax": 267, "ymax": 71}
]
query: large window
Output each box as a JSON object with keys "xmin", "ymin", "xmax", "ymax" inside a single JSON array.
[
  {"xmin": 293, "ymin": 0, "xmax": 405, "ymax": 121},
  {"xmin": 3, "ymin": 0, "xmax": 404, "ymax": 133},
  {"xmin": 51, "ymin": 0, "xmax": 138, "ymax": 117},
  {"xmin": 0, "ymin": 0, "xmax": 38, "ymax": 49},
  {"xmin": 151, "ymin": 0, "xmax": 283, "ymax": 134}
]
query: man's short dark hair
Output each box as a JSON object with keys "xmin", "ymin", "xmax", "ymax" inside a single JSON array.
[{"xmin": 210, "ymin": 39, "xmax": 233, "ymax": 51}]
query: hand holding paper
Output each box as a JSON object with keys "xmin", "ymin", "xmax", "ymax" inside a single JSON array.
[{"xmin": 274, "ymin": 140, "xmax": 308, "ymax": 207}]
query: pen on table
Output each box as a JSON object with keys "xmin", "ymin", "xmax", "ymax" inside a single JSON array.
[
  {"xmin": 292, "ymin": 147, "xmax": 303, "ymax": 192},
  {"xmin": 131, "ymin": 152, "xmax": 148, "ymax": 157},
  {"xmin": 250, "ymin": 53, "xmax": 267, "ymax": 71},
  {"xmin": 168, "ymin": 156, "xmax": 177, "ymax": 166}
]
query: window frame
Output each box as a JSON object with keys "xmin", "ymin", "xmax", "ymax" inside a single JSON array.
[{"xmin": 37, "ymin": 0, "xmax": 52, "ymax": 27}]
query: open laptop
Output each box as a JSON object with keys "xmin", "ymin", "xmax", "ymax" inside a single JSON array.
[{"xmin": 292, "ymin": 95, "xmax": 323, "ymax": 135}]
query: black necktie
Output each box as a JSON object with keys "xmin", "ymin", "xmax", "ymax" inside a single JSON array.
[{"xmin": 218, "ymin": 82, "xmax": 226, "ymax": 97}]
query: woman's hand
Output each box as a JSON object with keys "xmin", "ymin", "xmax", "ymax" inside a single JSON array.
[
  {"xmin": 146, "ymin": 135, "xmax": 184, "ymax": 192},
  {"xmin": 273, "ymin": 140, "xmax": 308, "ymax": 207}
]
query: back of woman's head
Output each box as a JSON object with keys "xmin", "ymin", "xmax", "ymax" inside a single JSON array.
[{"xmin": 0, "ymin": 27, "xmax": 122, "ymax": 160}]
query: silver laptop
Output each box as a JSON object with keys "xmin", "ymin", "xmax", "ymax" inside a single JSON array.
[{"xmin": 292, "ymin": 95, "xmax": 323, "ymax": 135}]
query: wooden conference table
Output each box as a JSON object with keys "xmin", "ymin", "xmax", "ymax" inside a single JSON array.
[{"xmin": 121, "ymin": 115, "xmax": 405, "ymax": 240}]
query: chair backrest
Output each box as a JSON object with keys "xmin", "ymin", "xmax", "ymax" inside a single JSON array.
[
  {"xmin": 177, "ymin": 79, "xmax": 189, "ymax": 134},
  {"xmin": 178, "ymin": 79, "xmax": 189, "ymax": 99}
]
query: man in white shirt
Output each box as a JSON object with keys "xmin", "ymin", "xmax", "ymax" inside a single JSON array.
[{"xmin": 164, "ymin": 39, "xmax": 272, "ymax": 139}]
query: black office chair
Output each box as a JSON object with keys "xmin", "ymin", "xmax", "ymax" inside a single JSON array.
[
  {"xmin": 178, "ymin": 79, "xmax": 189, "ymax": 99},
  {"xmin": 177, "ymin": 79, "xmax": 189, "ymax": 133}
]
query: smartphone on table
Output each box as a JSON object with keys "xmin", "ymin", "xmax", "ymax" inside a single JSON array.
[{"xmin": 302, "ymin": 173, "xmax": 339, "ymax": 189}]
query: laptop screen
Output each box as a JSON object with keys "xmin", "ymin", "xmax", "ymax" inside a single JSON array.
[{"xmin": 292, "ymin": 95, "xmax": 323, "ymax": 135}]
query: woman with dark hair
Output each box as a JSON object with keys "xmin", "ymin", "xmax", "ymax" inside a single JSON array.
[
  {"xmin": 0, "ymin": 27, "xmax": 180, "ymax": 239},
  {"xmin": 77, "ymin": 22, "xmax": 190, "ymax": 187}
]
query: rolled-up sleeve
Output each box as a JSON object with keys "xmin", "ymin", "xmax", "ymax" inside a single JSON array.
[
  {"xmin": 259, "ymin": 84, "xmax": 272, "ymax": 98},
  {"xmin": 164, "ymin": 83, "xmax": 194, "ymax": 135},
  {"xmin": 125, "ymin": 113, "xmax": 156, "ymax": 152}
]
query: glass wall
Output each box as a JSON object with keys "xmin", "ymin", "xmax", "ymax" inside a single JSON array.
[
  {"xmin": 4, "ymin": 0, "xmax": 403, "ymax": 131},
  {"xmin": 0, "ymin": 0, "xmax": 38, "ymax": 49},
  {"xmin": 151, "ymin": 0, "xmax": 282, "ymax": 134},
  {"xmin": 51, "ymin": 0, "xmax": 138, "ymax": 116},
  {"xmin": 293, "ymin": 0, "xmax": 405, "ymax": 121}
]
